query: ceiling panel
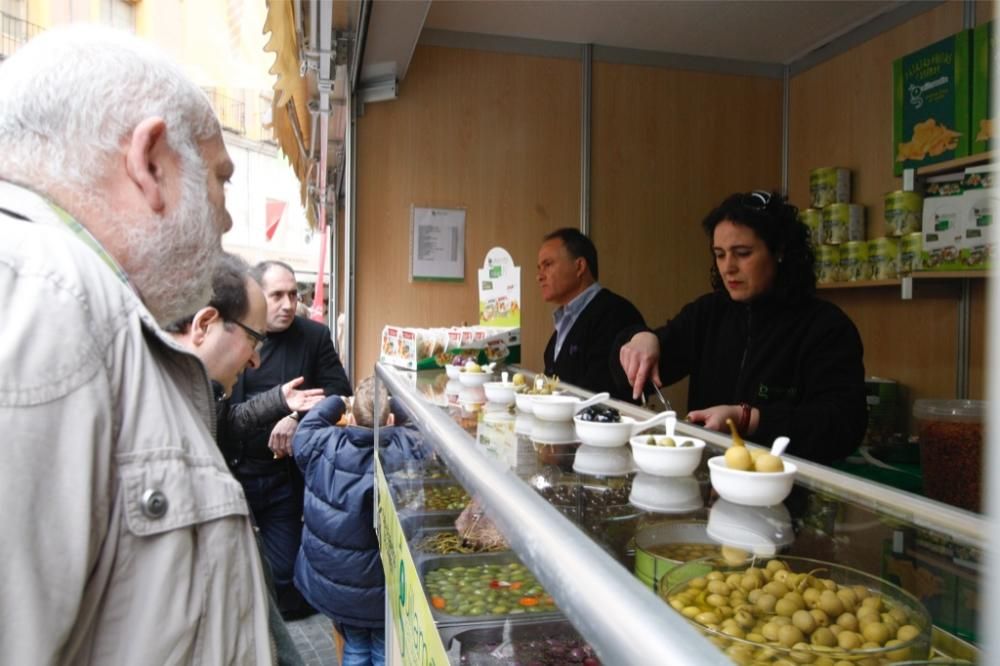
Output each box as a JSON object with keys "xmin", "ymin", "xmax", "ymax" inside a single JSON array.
[{"xmin": 422, "ymin": 0, "xmax": 904, "ymax": 65}]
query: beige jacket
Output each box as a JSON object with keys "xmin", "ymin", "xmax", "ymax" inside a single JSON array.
[{"xmin": 0, "ymin": 182, "xmax": 274, "ymax": 665}]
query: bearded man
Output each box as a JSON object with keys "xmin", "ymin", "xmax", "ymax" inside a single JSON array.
[{"xmin": 0, "ymin": 26, "xmax": 274, "ymax": 663}]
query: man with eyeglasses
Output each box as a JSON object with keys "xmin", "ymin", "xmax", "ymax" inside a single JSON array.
[
  {"xmin": 223, "ymin": 259, "xmax": 352, "ymax": 620},
  {"xmin": 166, "ymin": 253, "xmax": 325, "ymax": 422},
  {"xmin": 616, "ymin": 191, "xmax": 867, "ymax": 464},
  {"xmin": 166, "ymin": 252, "xmax": 320, "ymax": 666}
]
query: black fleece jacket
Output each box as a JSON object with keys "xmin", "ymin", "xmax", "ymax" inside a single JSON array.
[
  {"xmin": 613, "ymin": 290, "xmax": 867, "ymax": 463},
  {"xmin": 544, "ymin": 287, "xmax": 645, "ymax": 402}
]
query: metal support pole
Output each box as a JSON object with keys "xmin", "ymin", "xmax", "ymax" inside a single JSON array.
[
  {"xmin": 344, "ymin": 88, "xmax": 357, "ymax": 381},
  {"xmin": 963, "ymin": 0, "xmax": 975, "ymax": 30},
  {"xmin": 329, "ymin": 192, "xmax": 339, "ymax": 347},
  {"xmin": 781, "ymin": 65, "xmax": 790, "ymax": 195},
  {"xmin": 579, "ymin": 43, "xmax": 592, "ymax": 236}
]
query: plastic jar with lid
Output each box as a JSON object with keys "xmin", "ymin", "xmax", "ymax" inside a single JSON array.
[{"xmin": 913, "ymin": 399, "xmax": 985, "ymax": 512}]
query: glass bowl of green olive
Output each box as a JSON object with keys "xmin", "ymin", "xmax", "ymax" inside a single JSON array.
[{"xmin": 662, "ymin": 555, "xmax": 932, "ymax": 666}]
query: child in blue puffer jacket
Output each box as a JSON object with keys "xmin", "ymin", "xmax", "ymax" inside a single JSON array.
[{"xmin": 292, "ymin": 376, "xmax": 421, "ymax": 666}]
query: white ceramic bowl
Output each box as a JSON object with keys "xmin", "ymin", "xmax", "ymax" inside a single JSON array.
[
  {"xmin": 707, "ymin": 456, "xmax": 797, "ymax": 507},
  {"xmin": 629, "ymin": 435, "xmax": 705, "ymax": 476},
  {"xmin": 457, "ymin": 370, "xmax": 494, "ymax": 387},
  {"xmin": 531, "ymin": 395, "xmax": 587, "ymax": 422},
  {"xmin": 483, "ymin": 381, "xmax": 517, "ymax": 405},
  {"xmin": 445, "ymin": 364, "xmax": 463, "ymax": 379},
  {"xmin": 530, "ymin": 419, "xmax": 577, "ymax": 444},
  {"xmin": 514, "ymin": 392, "xmax": 535, "ymax": 414},
  {"xmin": 573, "ymin": 415, "xmax": 637, "ymax": 448},
  {"xmin": 629, "ymin": 472, "xmax": 703, "ymax": 514},
  {"xmin": 572, "ymin": 444, "xmax": 635, "ymax": 476}
]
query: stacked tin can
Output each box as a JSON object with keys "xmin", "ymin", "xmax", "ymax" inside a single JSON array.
[
  {"xmin": 864, "ymin": 192, "xmax": 924, "ymax": 279},
  {"xmin": 803, "ymin": 167, "xmax": 866, "ymax": 283}
]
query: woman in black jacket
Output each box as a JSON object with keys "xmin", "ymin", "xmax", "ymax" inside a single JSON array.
[{"xmin": 616, "ymin": 191, "xmax": 867, "ymax": 463}]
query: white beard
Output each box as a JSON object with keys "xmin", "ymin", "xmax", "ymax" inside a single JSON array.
[{"xmin": 112, "ymin": 161, "xmax": 225, "ymax": 325}]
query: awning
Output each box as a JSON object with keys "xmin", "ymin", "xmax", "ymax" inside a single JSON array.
[{"xmin": 263, "ymin": 0, "xmax": 313, "ymax": 223}]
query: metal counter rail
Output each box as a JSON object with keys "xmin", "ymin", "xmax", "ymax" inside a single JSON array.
[
  {"xmin": 377, "ymin": 364, "xmax": 731, "ymax": 666},
  {"xmin": 527, "ymin": 370, "xmax": 987, "ymax": 551}
]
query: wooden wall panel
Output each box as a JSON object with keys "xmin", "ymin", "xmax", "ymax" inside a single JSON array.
[
  {"xmin": 789, "ymin": 2, "xmax": 988, "ymax": 406},
  {"xmin": 788, "ymin": 2, "xmax": 964, "ymax": 233},
  {"xmin": 591, "ymin": 63, "xmax": 782, "ymax": 409},
  {"xmin": 977, "ymin": 0, "xmax": 996, "ymax": 25},
  {"xmin": 354, "ymin": 46, "xmax": 581, "ymax": 378},
  {"xmin": 969, "ymin": 281, "xmax": 987, "ymax": 400}
]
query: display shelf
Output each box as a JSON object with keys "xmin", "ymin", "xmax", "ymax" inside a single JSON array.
[
  {"xmin": 818, "ymin": 279, "xmax": 901, "ymax": 289},
  {"xmin": 376, "ymin": 365, "xmax": 987, "ymax": 665},
  {"xmin": 912, "ymin": 270, "xmax": 989, "ymax": 279},
  {"xmin": 915, "ymin": 152, "xmax": 994, "ymax": 177},
  {"xmin": 817, "ymin": 271, "xmax": 988, "ymax": 293}
]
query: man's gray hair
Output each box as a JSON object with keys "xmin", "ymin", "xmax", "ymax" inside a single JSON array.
[{"xmin": 0, "ymin": 24, "xmax": 219, "ymax": 191}]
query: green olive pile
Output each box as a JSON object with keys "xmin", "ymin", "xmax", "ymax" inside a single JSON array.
[
  {"xmin": 424, "ymin": 562, "xmax": 557, "ymax": 617},
  {"xmin": 664, "ymin": 559, "xmax": 926, "ymax": 666},
  {"xmin": 643, "ymin": 436, "xmax": 695, "ymax": 448},
  {"xmin": 398, "ymin": 485, "xmax": 470, "ymax": 511}
]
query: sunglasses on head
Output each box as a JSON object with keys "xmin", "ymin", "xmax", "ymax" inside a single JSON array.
[{"xmin": 740, "ymin": 190, "xmax": 773, "ymax": 211}]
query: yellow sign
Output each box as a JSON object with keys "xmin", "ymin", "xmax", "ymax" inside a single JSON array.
[{"xmin": 375, "ymin": 455, "xmax": 450, "ymax": 665}]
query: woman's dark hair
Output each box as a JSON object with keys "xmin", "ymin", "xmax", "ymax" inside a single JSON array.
[
  {"xmin": 544, "ymin": 228, "xmax": 599, "ymax": 281},
  {"xmin": 701, "ymin": 190, "xmax": 816, "ymax": 303}
]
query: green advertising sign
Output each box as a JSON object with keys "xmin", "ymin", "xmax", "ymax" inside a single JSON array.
[
  {"xmin": 893, "ymin": 30, "xmax": 971, "ymax": 175},
  {"xmin": 375, "ymin": 456, "xmax": 450, "ymax": 665},
  {"xmin": 972, "ymin": 21, "xmax": 996, "ymax": 154}
]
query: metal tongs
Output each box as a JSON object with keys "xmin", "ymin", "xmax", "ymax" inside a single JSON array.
[{"xmin": 648, "ymin": 380, "xmax": 673, "ymax": 413}]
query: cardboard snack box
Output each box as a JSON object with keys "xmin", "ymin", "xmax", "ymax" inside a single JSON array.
[{"xmin": 893, "ymin": 30, "xmax": 971, "ymax": 175}]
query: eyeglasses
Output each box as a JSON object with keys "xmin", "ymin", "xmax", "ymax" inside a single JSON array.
[
  {"xmin": 228, "ymin": 319, "xmax": 267, "ymax": 351},
  {"xmin": 740, "ymin": 190, "xmax": 773, "ymax": 211}
]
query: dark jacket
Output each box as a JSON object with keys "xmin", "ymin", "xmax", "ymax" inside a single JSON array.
[
  {"xmin": 614, "ymin": 291, "xmax": 867, "ymax": 463},
  {"xmin": 213, "ymin": 382, "xmax": 289, "ymax": 449},
  {"xmin": 292, "ymin": 396, "xmax": 421, "ymax": 628},
  {"xmin": 544, "ymin": 287, "xmax": 645, "ymax": 401},
  {"xmin": 210, "ymin": 381, "xmax": 305, "ymax": 666},
  {"xmin": 223, "ymin": 316, "xmax": 352, "ymax": 466}
]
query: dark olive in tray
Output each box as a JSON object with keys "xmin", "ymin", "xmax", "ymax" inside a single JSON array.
[{"xmin": 576, "ymin": 405, "xmax": 621, "ymax": 423}]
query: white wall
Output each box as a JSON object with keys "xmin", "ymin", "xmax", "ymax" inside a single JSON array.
[{"xmin": 221, "ymin": 133, "xmax": 324, "ymax": 278}]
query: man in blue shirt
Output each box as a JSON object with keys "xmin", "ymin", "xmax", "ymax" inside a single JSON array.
[{"xmin": 537, "ymin": 228, "xmax": 645, "ymax": 401}]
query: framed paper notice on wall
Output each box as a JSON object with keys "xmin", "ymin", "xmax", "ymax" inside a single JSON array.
[{"xmin": 410, "ymin": 206, "xmax": 466, "ymax": 281}]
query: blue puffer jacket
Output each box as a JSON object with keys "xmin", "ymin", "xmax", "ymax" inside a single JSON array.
[{"xmin": 292, "ymin": 396, "xmax": 423, "ymax": 627}]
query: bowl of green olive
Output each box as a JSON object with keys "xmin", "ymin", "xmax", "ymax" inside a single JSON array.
[
  {"xmin": 662, "ymin": 555, "xmax": 932, "ymax": 666},
  {"xmin": 629, "ymin": 435, "xmax": 705, "ymax": 476}
]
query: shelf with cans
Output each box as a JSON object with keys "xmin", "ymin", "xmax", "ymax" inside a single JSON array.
[{"xmin": 804, "ymin": 154, "xmax": 994, "ymax": 298}]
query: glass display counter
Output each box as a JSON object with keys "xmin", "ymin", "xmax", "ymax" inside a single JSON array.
[{"xmin": 374, "ymin": 364, "xmax": 985, "ymax": 665}]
